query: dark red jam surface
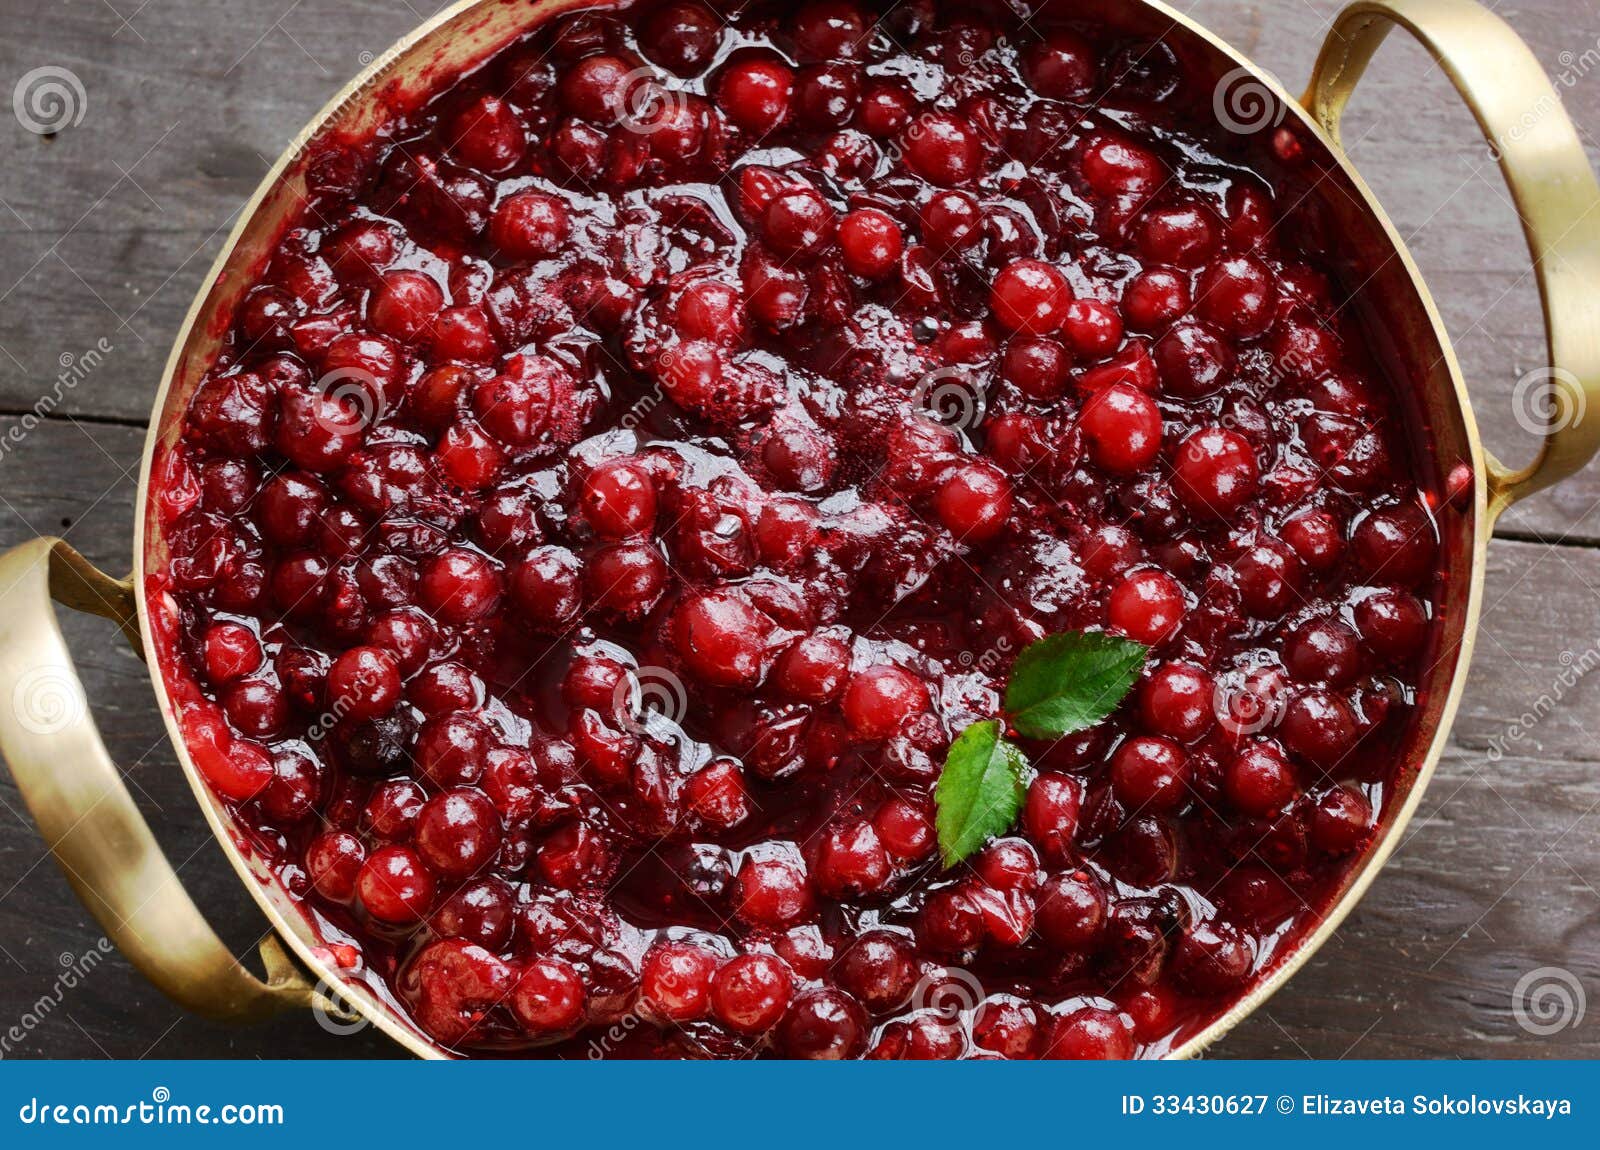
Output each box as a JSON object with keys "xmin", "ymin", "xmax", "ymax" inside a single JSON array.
[{"xmin": 151, "ymin": 0, "xmax": 1444, "ymax": 1058}]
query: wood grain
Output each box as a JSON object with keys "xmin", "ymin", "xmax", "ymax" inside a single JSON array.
[{"xmin": 1, "ymin": 0, "xmax": 1597, "ymax": 1059}]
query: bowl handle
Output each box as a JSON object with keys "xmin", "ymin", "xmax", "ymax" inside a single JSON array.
[
  {"xmin": 0, "ymin": 536, "xmax": 323, "ymax": 1022},
  {"xmin": 1306, "ymin": 0, "xmax": 1600, "ymax": 514}
]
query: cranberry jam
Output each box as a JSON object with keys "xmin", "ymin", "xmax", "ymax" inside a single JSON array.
[{"xmin": 152, "ymin": 0, "xmax": 1443, "ymax": 1058}]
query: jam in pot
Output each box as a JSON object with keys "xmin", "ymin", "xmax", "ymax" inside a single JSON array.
[{"xmin": 151, "ymin": 0, "xmax": 1442, "ymax": 1057}]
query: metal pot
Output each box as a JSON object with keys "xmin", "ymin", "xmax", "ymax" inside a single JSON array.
[{"xmin": 1, "ymin": 0, "xmax": 1596, "ymax": 1058}]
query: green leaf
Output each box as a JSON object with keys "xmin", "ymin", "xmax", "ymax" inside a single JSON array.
[
  {"xmin": 935, "ymin": 720, "xmax": 1029, "ymax": 868},
  {"xmin": 1003, "ymin": 630, "xmax": 1148, "ymax": 740}
]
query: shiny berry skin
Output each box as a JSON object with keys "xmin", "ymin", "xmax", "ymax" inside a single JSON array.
[
  {"xmin": 1023, "ymin": 773, "xmax": 1082, "ymax": 864},
  {"xmin": 1037, "ymin": 871, "xmax": 1108, "ymax": 949},
  {"xmin": 1023, "ymin": 31, "xmax": 1097, "ymax": 99},
  {"xmin": 203, "ymin": 622, "xmax": 261, "ymax": 683},
  {"xmin": 1225, "ymin": 741, "xmax": 1299, "ymax": 816},
  {"xmin": 419, "ymin": 548, "xmax": 503, "ymax": 623},
  {"xmin": 1353, "ymin": 589, "xmax": 1429, "ymax": 662},
  {"xmin": 779, "ymin": 987, "xmax": 866, "ymax": 1059},
  {"xmin": 1279, "ymin": 690, "xmax": 1359, "ymax": 768},
  {"xmin": 1285, "ymin": 618, "xmax": 1362, "ymax": 686},
  {"xmin": 512, "ymin": 957, "xmax": 587, "ymax": 1034},
  {"xmin": 1352, "ymin": 503, "xmax": 1437, "ymax": 588},
  {"xmin": 640, "ymin": 942, "xmax": 720, "ymax": 1022},
  {"xmin": 1044, "ymin": 1007, "xmax": 1133, "ymax": 1059},
  {"xmin": 1172, "ymin": 427, "xmax": 1259, "ymax": 518},
  {"xmin": 490, "ymin": 191, "xmax": 570, "ymax": 260},
  {"xmin": 581, "ymin": 459, "xmax": 657, "ymax": 537},
  {"xmin": 936, "ymin": 461, "xmax": 1013, "ymax": 543},
  {"xmin": 641, "ymin": 1, "xmax": 724, "ymax": 75},
  {"xmin": 1111, "ymin": 735, "xmax": 1189, "ymax": 811},
  {"xmin": 414, "ymin": 788, "xmax": 502, "ymax": 880},
  {"xmin": 358, "ymin": 844, "xmax": 435, "ymax": 924},
  {"xmin": 902, "ymin": 112, "xmax": 982, "ymax": 185},
  {"xmin": 838, "ymin": 208, "xmax": 903, "ymax": 278},
  {"xmin": 1140, "ymin": 661, "xmax": 1214, "ymax": 742},
  {"xmin": 813, "ymin": 820, "xmax": 891, "ymax": 897},
  {"xmin": 306, "ymin": 831, "xmax": 365, "ymax": 902},
  {"xmin": 1108, "ymin": 568, "xmax": 1185, "ymax": 645},
  {"xmin": 1078, "ymin": 384, "xmax": 1162, "ymax": 474},
  {"xmin": 1313, "ymin": 785, "xmax": 1374, "ymax": 854},
  {"xmin": 326, "ymin": 645, "xmax": 401, "ymax": 721},
  {"xmin": 368, "ymin": 271, "xmax": 443, "ymax": 342},
  {"xmin": 674, "ymin": 590, "xmax": 770, "ymax": 688},
  {"xmin": 711, "ymin": 953, "xmax": 793, "ymax": 1033},
  {"xmin": 841, "ymin": 665, "xmax": 930, "ymax": 739},
  {"xmin": 718, "ymin": 58, "xmax": 795, "ymax": 133},
  {"xmin": 991, "ymin": 259, "xmax": 1072, "ymax": 334},
  {"xmin": 736, "ymin": 856, "xmax": 812, "ymax": 927},
  {"xmin": 510, "ymin": 545, "xmax": 583, "ymax": 628}
]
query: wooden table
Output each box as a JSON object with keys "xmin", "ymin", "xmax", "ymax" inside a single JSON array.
[{"xmin": 1, "ymin": 0, "xmax": 1596, "ymax": 1060}]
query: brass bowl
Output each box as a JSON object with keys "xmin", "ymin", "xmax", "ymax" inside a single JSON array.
[{"xmin": 1, "ymin": 0, "xmax": 1596, "ymax": 1059}]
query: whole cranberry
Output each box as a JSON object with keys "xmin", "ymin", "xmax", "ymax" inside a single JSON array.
[
  {"xmin": 1173, "ymin": 920, "xmax": 1256, "ymax": 994},
  {"xmin": 357, "ymin": 844, "xmax": 435, "ymax": 924},
  {"xmin": 1140, "ymin": 661, "xmax": 1214, "ymax": 742},
  {"xmin": 779, "ymin": 988, "xmax": 867, "ymax": 1058},
  {"xmin": 936, "ymin": 461, "xmax": 1013, "ymax": 543},
  {"xmin": 736, "ymin": 856, "xmax": 812, "ymax": 927},
  {"xmin": 510, "ymin": 545, "xmax": 583, "ymax": 629},
  {"xmin": 710, "ymin": 953, "xmax": 793, "ymax": 1034},
  {"xmin": 414, "ymin": 788, "xmax": 503, "ymax": 880},
  {"xmin": 718, "ymin": 57, "xmax": 795, "ymax": 133},
  {"xmin": 490, "ymin": 191, "xmax": 571, "ymax": 261},
  {"xmin": 1312, "ymin": 785, "xmax": 1374, "ymax": 854},
  {"xmin": 419, "ymin": 548, "xmax": 503, "ymax": 624},
  {"xmin": 1036, "ymin": 870, "xmax": 1108, "ymax": 949},
  {"xmin": 641, "ymin": 1, "xmax": 724, "ymax": 75},
  {"xmin": 1078, "ymin": 384, "xmax": 1162, "ymax": 474},
  {"xmin": 991, "ymin": 259, "xmax": 1072, "ymax": 334},
  {"xmin": 305, "ymin": 830, "xmax": 365, "ymax": 902},
  {"xmin": 1352, "ymin": 503, "xmax": 1437, "ymax": 588},
  {"xmin": 1107, "ymin": 568, "xmax": 1186, "ymax": 645},
  {"xmin": 1110, "ymin": 735, "xmax": 1189, "ymax": 811},
  {"xmin": 1172, "ymin": 427, "xmax": 1259, "ymax": 518},
  {"xmin": 511, "ymin": 956, "xmax": 587, "ymax": 1035},
  {"xmin": 1023, "ymin": 31, "xmax": 1097, "ymax": 99},
  {"xmin": 841, "ymin": 664, "xmax": 931, "ymax": 740},
  {"xmin": 1023, "ymin": 772, "xmax": 1082, "ymax": 864},
  {"xmin": 1353, "ymin": 589, "xmax": 1429, "ymax": 661},
  {"xmin": 326, "ymin": 645, "xmax": 401, "ymax": 721},
  {"xmin": 640, "ymin": 941, "xmax": 720, "ymax": 1022},
  {"xmin": 838, "ymin": 208, "xmax": 903, "ymax": 278},
  {"xmin": 813, "ymin": 820, "xmax": 891, "ymax": 898},
  {"xmin": 1225, "ymin": 740, "xmax": 1299, "ymax": 816},
  {"xmin": 902, "ymin": 112, "xmax": 983, "ymax": 185},
  {"xmin": 1279, "ymin": 689, "xmax": 1359, "ymax": 767},
  {"xmin": 1043, "ymin": 1007, "xmax": 1133, "ymax": 1059}
]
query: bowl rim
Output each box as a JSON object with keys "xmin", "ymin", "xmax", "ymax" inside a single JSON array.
[{"xmin": 129, "ymin": 0, "xmax": 1492, "ymax": 1060}]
